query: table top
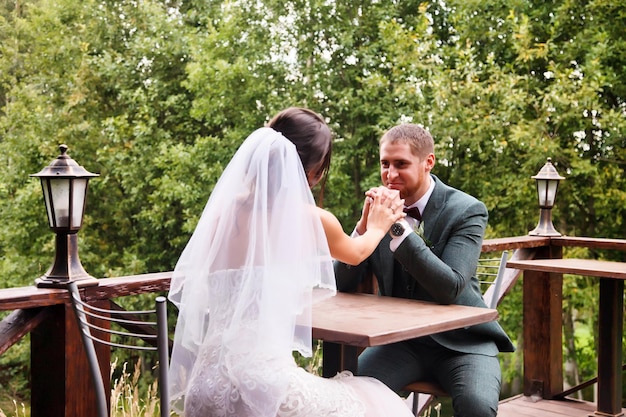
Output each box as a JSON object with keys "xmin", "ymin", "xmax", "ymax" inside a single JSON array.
[
  {"xmin": 311, "ymin": 292, "xmax": 499, "ymax": 347},
  {"xmin": 507, "ymin": 258, "xmax": 626, "ymax": 280}
]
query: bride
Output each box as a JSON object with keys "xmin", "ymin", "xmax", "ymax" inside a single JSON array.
[{"xmin": 168, "ymin": 107, "xmax": 413, "ymax": 417}]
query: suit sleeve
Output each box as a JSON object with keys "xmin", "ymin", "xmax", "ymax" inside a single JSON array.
[
  {"xmin": 333, "ymin": 256, "xmax": 370, "ymax": 292},
  {"xmin": 394, "ymin": 198, "xmax": 488, "ymax": 304}
]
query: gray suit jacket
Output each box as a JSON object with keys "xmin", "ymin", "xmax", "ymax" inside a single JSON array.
[{"xmin": 334, "ymin": 175, "xmax": 515, "ymax": 355}]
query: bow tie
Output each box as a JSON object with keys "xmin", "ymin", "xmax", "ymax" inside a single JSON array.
[{"xmin": 403, "ymin": 207, "xmax": 422, "ymax": 221}]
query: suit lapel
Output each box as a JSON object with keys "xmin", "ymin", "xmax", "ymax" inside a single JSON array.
[{"xmin": 421, "ymin": 175, "xmax": 446, "ymax": 243}]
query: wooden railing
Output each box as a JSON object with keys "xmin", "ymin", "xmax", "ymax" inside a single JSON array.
[
  {"xmin": 0, "ymin": 235, "xmax": 624, "ymax": 417},
  {"xmin": 0, "ymin": 272, "xmax": 172, "ymax": 417}
]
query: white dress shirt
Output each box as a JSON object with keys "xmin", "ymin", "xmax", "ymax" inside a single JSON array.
[{"xmin": 389, "ymin": 176, "xmax": 435, "ymax": 252}]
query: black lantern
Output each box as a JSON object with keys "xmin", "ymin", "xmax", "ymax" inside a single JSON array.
[
  {"xmin": 528, "ymin": 157, "xmax": 565, "ymax": 237},
  {"xmin": 31, "ymin": 145, "xmax": 99, "ymax": 288}
]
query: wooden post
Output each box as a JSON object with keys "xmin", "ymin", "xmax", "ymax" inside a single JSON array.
[
  {"xmin": 30, "ymin": 301, "xmax": 110, "ymax": 417},
  {"xmin": 522, "ymin": 245, "xmax": 563, "ymax": 399},
  {"xmin": 593, "ymin": 278, "xmax": 624, "ymax": 417},
  {"xmin": 30, "ymin": 304, "xmax": 66, "ymax": 417}
]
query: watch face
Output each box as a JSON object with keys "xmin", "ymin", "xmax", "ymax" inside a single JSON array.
[{"xmin": 390, "ymin": 222, "xmax": 405, "ymax": 237}]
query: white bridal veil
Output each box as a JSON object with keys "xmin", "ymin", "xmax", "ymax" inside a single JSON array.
[{"xmin": 168, "ymin": 127, "xmax": 336, "ymax": 415}]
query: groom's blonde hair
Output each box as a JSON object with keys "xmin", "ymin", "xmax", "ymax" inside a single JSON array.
[{"xmin": 380, "ymin": 124, "xmax": 434, "ymax": 159}]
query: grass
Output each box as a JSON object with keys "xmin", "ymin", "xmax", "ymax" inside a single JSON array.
[
  {"xmin": 420, "ymin": 401, "xmax": 442, "ymax": 417},
  {"xmin": 111, "ymin": 358, "xmax": 163, "ymax": 417},
  {"xmin": 0, "ymin": 401, "xmax": 28, "ymax": 417}
]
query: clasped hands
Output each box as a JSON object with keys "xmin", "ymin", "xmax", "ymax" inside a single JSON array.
[{"xmin": 355, "ymin": 186, "xmax": 405, "ymax": 236}]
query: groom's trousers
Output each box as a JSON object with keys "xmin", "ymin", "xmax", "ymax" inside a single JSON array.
[{"xmin": 357, "ymin": 336, "xmax": 501, "ymax": 417}]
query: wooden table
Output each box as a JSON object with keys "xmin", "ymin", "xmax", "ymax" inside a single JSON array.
[
  {"xmin": 507, "ymin": 258, "xmax": 626, "ymax": 417},
  {"xmin": 311, "ymin": 292, "xmax": 499, "ymax": 377}
]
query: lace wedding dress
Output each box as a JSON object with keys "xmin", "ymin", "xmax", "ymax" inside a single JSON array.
[
  {"xmin": 168, "ymin": 128, "xmax": 413, "ymax": 417},
  {"xmin": 180, "ymin": 271, "xmax": 413, "ymax": 417}
]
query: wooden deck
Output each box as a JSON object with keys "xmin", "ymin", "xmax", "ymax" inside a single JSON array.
[{"xmin": 498, "ymin": 394, "xmax": 626, "ymax": 417}]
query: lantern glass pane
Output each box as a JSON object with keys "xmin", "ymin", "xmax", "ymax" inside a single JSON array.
[
  {"xmin": 40, "ymin": 179, "xmax": 55, "ymax": 227},
  {"xmin": 71, "ymin": 179, "xmax": 87, "ymax": 228},
  {"xmin": 49, "ymin": 178, "xmax": 71, "ymax": 228},
  {"xmin": 546, "ymin": 180, "xmax": 558, "ymax": 207},
  {"xmin": 536, "ymin": 179, "xmax": 548, "ymax": 207}
]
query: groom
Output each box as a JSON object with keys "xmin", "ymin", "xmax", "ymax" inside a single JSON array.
[{"xmin": 334, "ymin": 124, "xmax": 514, "ymax": 417}]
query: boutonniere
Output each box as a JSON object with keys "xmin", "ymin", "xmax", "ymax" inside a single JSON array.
[{"xmin": 414, "ymin": 222, "xmax": 433, "ymax": 248}]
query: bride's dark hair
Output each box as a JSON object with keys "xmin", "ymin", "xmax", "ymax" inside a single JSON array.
[{"xmin": 268, "ymin": 107, "xmax": 332, "ymax": 192}]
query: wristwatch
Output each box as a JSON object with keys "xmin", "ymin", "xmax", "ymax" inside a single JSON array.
[{"xmin": 389, "ymin": 222, "xmax": 405, "ymax": 237}]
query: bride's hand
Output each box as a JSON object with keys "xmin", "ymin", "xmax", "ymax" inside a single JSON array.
[
  {"xmin": 355, "ymin": 195, "xmax": 373, "ymax": 236},
  {"xmin": 366, "ymin": 187, "xmax": 405, "ymax": 233}
]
